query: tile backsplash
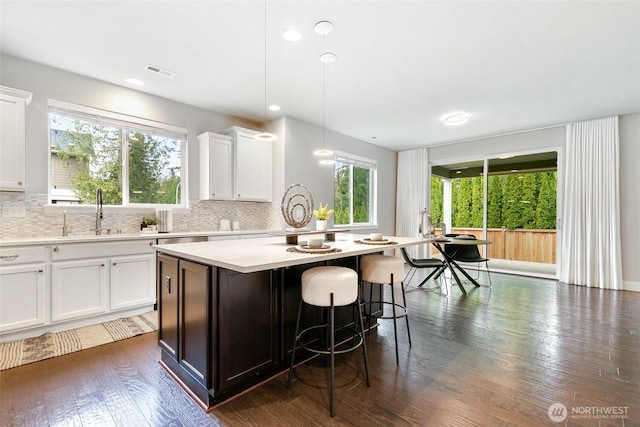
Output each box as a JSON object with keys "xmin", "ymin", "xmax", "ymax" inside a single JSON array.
[{"xmin": 0, "ymin": 193, "xmax": 284, "ymax": 239}]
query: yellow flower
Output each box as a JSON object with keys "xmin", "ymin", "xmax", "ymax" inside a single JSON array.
[{"xmin": 313, "ymin": 203, "xmax": 334, "ymax": 220}]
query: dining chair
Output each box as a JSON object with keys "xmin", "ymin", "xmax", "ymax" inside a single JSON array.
[
  {"xmin": 399, "ymin": 247, "xmax": 448, "ymax": 295},
  {"xmin": 444, "ymin": 234, "xmax": 492, "ymax": 286}
]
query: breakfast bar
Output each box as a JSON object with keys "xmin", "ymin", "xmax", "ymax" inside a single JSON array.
[{"xmin": 153, "ymin": 233, "xmax": 424, "ymax": 410}]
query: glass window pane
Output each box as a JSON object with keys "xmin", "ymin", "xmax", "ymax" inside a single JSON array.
[
  {"xmin": 50, "ymin": 114, "xmax": 122, "ymax": 205},
  {"xmin": 333, "ymin": 162, "xmax": 350, "ymax": 225},
  {"xmin": 127, "ymin": 131, "xmax": 182, "ymax": 205},
  {"xmin": 352, "ymin": 166, "xmax": 370, "ymax": 223}
]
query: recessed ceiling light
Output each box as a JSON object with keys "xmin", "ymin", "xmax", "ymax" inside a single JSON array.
[
  {"xmin": 320, "ymin": 52, "xmax": 336, "ymax": 64},
  {"xmin": 314, "ymin": 21, "xmax": 333, "ymax": 36},
  {"xmin": 268, "ymin": 105, "xmax": 281, "ymax": 111},
  {"xmin": 442, "ymin": 112, "xmax": 470, "ymax": 126},
  {"xmin": 126, "ymin": 78, "xmax": 144, "ymax": 86},
  {"xmin": 282, "ymin": 28, "xmax": 302, "ymax": 42}
]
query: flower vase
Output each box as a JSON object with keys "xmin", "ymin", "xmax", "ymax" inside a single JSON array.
[{"xmin": 316, "ymin": 220, "xmax": 328, "ymax": 231}]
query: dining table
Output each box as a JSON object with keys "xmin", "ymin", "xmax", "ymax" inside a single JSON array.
[{"xmin": 428, "ymin": 236, "xmax": 492, "ymax": 294}]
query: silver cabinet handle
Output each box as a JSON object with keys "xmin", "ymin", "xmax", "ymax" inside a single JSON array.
[
  {"xmin": 53, "ymin": 246, "xmax": 60, "ymax": 252},
  {"xmin": 0, "ymin": 255, "xmax": 19, "ymax": 261},
  {"xmin": 165, "ymin": 275, "xmax": 171, "ymax": 293}
]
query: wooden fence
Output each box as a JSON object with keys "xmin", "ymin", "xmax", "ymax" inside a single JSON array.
[{"xmin": 437, "ymin": 228, "xmax": 557, "ymax": 264}]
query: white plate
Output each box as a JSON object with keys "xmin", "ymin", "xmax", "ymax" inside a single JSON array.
[
  {"xmin": 297, "ymin": 244, "xmax": 333, "ymax": 253},
  {"xmin": 361, "ymin": 238, "xmax": 390, "ymax": 245}
]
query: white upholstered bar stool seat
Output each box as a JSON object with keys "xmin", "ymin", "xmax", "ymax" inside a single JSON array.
[
  {"xmin": 287, "ymin": 266, "xmax": 370, "ymax": 417},
  {"xmin": 360, "ymin": 254, "xmax": 411, "ymax": 365},
  {"xmin": 301, "ymin": 266, "xmax": 358, "ymax": 307}
]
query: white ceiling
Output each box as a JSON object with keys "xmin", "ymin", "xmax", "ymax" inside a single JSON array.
[{"xmin": 2, "ymin": 1, "xmax": 639, "ymax": 151}]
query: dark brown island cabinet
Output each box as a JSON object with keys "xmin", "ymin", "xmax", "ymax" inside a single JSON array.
[{"xmin": 156, "ymin": 253, "xmax": 377, "ymax": 410}]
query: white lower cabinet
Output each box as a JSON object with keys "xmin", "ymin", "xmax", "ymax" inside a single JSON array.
[
  {"xmin": 51, "ymin": 258, "xmax": 108, "ymax": 322},
  {"xmin": 50, "ymin": 240, "xmax": 156, "ymax": 323},
  {"xmin": 0, "ymin": 263, "xmax": 46, "ymax": 333},
  {"xmin": 110, "ymin": 253, "xmax": 155, "ymax": 310}
]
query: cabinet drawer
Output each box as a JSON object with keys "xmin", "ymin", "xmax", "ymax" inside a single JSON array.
[
  {"xmin": 51, "ymin": 239, "xmax": 155, "ymax": 261},
  {"xmin": 0, "ymin": 246, "xmax": 45, "ymax": 265}
]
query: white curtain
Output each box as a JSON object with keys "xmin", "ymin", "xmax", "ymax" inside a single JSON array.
[
  {"xmin": 560, "ymin": 116, "xmax": 623, "ymax": 289},
  {"xmin": 396, "ymin": 148, "xmax": 428, "ymax": 258}
]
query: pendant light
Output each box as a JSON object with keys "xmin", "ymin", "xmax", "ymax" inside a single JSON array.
[
  {"xmin": 254, "ymin": 0, "xmax": 277, "ymax": 142},
  {"xmin": 314, "ymin": 21, "xmax": 335, "ymax": 163}
]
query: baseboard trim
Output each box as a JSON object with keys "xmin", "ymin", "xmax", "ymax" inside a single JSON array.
[{"xmin": 623, "ymin": 280, "xmax": 640, "ymax": 292}]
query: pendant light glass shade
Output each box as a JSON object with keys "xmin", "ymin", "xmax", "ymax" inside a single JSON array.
[{"xmin": 313, "ymin": 147, "xmax": 334, "ymax": 156}]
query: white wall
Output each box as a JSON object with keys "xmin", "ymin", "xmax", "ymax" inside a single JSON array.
[{"xmin": 282, "ymin": 117, "xmax": 397, "ymax": 235}]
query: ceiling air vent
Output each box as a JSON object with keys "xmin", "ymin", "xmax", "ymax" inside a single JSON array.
[{"xmin": 145, "ymin": 64, "xmax": 176, "ymax": 78}]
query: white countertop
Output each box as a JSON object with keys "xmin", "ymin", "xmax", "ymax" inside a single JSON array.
[
  {"xmin": 153, "ymin": 234, "xmax": 428, "ymax": 273},
  {"xmin": 0, "ymin": 229, "xmax": 272, "ymax": 247}
]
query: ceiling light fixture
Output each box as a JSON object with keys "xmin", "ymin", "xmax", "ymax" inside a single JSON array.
[
  {"xmin": 282, "ymin": 28, "xmax": 302, "ymax": 42},
  {"xmin": 443, "ymin": 112, "xmax": 470, "ymax": 126},
  {"xmin": 254, "ymin": 0, "xmax": 277, "ymax": 142},
  {"xmin": 125, "ymin": 78, "xmax": 144, "ymax": 86},
  {"xmin": 313, "ymin": 20, "xmax": 336, "ymax": 164}
]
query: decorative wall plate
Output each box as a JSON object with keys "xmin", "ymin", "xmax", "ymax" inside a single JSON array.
[{"xmin": 281, "ymin": 183, "xmax": 314, "ymax": 229}]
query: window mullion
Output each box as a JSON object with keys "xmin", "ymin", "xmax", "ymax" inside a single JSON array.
[{"xmin": 122, "ymin": 131, "xmax": 129, "ymax": 206}]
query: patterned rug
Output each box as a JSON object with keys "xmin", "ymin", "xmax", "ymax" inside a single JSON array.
[{"xmin": 0, "ymin": 311, "xmax": 157, "ymax": 371}]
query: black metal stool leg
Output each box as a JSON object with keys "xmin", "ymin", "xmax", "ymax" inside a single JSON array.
[
  {"xmin": 357, "ymin": 292, "xmax": 371, "ymax": 387},
  {"xmin": 329, "ymin": 293, "xmax": 335, "ymax": 417},
  {"xmin": 401, "ymin": 280, "xmax": 412, "ymax": 347},
  {"xmin": 287, "ymin": 297, "xmax": 303, "ymax": 388},
  {"xmin": 390, "ymin": 273, "xmax": 400, "ymax": 365}
]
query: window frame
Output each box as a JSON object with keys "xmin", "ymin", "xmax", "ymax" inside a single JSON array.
[
  {"xmin": 333, "ymin": 151, "xmax": 378, "ymax": 228},
  {"xmin": 47, "ymin": 99, "xmax": 188, "ymax": 211}
]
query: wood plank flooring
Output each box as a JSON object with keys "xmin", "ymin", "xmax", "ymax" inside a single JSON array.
[{"xmin": 1, "ymin": 272, "xmax": 639, "ymax": 426}]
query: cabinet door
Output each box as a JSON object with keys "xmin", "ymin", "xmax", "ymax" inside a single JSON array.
[
  {"xmin": 199, "ymin": 133, "xmax": 233, "ymax": 200},
  {"xmin": 158, "ymin": 254, "xmax": 179, "ymax": 358},
  {"xmin": 218, "ymin": 268, "xmax": 275, "ymax": 390},
  {"xmin": 180, "ymin": 260, "xmax": 211, "ymax": 387},
  {"xmin": 51, "ymin": 259, "xmax": 108, "ymax": 322},
  {"xmin": 0, "ymin": 94, "xmax": 26, "ymax": 191},
  {"xmin": 0, "ymin": 264, "xmax": 46, "ymax": 332},
  {"xmin": 235, "ymin": 134, "xmax": 272, "ymax": 202},
  {"xmin": 110, "ymin": 253, "xmax": 155, "ymax": 311}
]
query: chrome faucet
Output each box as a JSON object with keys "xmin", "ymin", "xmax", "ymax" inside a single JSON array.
[{"xmin": 95, "ymin": 188, "xmax": 103, "ymax": 235}]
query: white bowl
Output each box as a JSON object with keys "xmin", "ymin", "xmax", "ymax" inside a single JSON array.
[
  {"xmin": 307, "ymin": 238, "xmax": 324, "ymax": 248},
  {"xmin": 369, "ymin": 233, "xmax": 383, "ymax": 241}
]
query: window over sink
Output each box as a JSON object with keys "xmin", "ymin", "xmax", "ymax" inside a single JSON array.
[{"xmin": 48, "ymin": 100, "xmax": 187, "ymax": 208}]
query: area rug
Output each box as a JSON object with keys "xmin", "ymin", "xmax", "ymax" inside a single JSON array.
[{"xmin": 0, "ymin": 310, "xmax": 157, "ymax": 371}]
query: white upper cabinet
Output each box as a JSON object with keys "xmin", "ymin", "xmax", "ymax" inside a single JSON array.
[
  {"xmin": 199, "ymin": 127, "xmax": 273, "ymax": 202},
  {"xmin": 199, "ymin": 132, "xmax": 234, "ymax": 200},
  {"xmin": 0, "ymin": 86, "xmax": 32, "ymax": 192},
  {"xmin": 234, "ymin": 131, "xmax": 272, "ymax": 202}
]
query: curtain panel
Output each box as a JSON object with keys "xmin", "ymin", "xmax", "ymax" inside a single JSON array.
[
  {"xmin": 560, "ymin": 116, "xmax": 623, "ymax": 289},
  {"xmin": 396, "ymin": 148, "xmax": 428, "ymax": 258}
]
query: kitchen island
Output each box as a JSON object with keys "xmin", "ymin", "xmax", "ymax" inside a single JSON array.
[{"xmin": 153, "ymin": 233, "xmax": 425, "ymax": 410}]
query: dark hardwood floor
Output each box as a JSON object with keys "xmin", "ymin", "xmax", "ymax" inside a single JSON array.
[{"xmin": 2, "ymin": 271, "xmax": 639, "ymax": 426}]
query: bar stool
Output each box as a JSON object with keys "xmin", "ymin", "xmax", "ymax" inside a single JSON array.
[
  {"xmin": 360, "ymin": 254, "xmax": 411, "ymax": 365},
  {"xmin": 287, "ymin": 266, "xmax": 370, "ymax": 417}
]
